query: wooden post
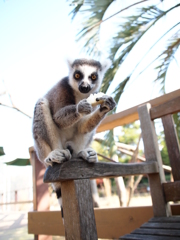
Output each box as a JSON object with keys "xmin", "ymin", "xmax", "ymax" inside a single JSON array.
[
  {"xmin": 138, "ymin": 104, "xmax": 171, "ymax": 217},
  {"xmin": 29, "ymin": 147, "xmax": 52, "ymax": 240},
  {"xmin": 61, "ymin": 179, "xmax": 98, "ymax": 240},
  {"xmin": 162, "ymin": 114, "xmax": 180, "ymax": 181}
]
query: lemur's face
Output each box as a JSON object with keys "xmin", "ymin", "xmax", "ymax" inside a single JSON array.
[{"xmin": 68, "ymin": 59, "xmax": 111, "ymax": 96}]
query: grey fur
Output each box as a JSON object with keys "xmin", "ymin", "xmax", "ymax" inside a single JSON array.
[
  {"xmin": 72, "ymin": 59, "xmax": 102, "ymax": 69},
  {"xmin": 32, "ymin": 58, "xmax": 115, "ymax": 167}
]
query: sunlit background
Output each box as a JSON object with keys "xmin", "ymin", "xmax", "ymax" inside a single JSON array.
[{"xmin": 0, "ymin": 1, "xmax": 180, "ymax": 238}]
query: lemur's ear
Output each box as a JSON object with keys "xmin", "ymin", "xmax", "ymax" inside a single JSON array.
[
  {"xmin": 66, "ymin": 57, "xmax": 74, "ymax": 71},
  {"xmin": 101, "ymin": 59, "xmax": 112, "ymax": 74}
]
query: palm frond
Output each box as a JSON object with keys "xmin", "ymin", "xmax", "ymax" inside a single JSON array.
[
  {"xmin": 68, "ymin": 0, "xmax": 84, "ymax": 20},
  {"xmin": 75, "ymin": 0, "xmax": 114, "ymax": 55},
  {"xmin": 102, "ymin": 4, "xmax": 180, "ymax": 96},
  {"xmin": 113, "ymin": 76, "xmax": 130, "ymax": 104},
  {"xmin": 154, "ymin": 30, "xmax": 180, "ymax": 93}
]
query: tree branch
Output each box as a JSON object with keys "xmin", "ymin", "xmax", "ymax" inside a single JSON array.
[{"xmin": 0, "ymin": 102, "xmax": 32, "ymax": 119}]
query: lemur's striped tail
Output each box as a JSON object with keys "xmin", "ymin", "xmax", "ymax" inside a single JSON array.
[{"xmin": 55, "ymin": 188, "xmax": 64, "ymax": 224}]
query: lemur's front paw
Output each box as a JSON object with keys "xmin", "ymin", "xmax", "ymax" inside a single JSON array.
[
  {"xmin": 45, "ymin": 149, "xmax": 71, "ymax": 166},
  {"xmin": 77, "ymin": 148, "xmax": 98, "ymax": 163},
  {"xmin": 78, "ymin": 99, "xmax": 92, "ymax": 115},
  {"xmin": 98, "ymin": 95, "xmax": 116, "ymax": 113}
]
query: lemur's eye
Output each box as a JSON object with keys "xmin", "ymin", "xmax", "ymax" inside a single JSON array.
[
  {"xmin": 74, "ymin": 71, "xmax": 83, "ymax": 80},
  {"xmin": 75, "ymin": 73, "xmax": 80, "ymax": 79},
  {"xmin": 91, "ymin": 74, "xmax": 97, "ymax": 80}
]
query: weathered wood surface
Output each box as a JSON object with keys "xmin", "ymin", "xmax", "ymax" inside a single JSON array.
[
  {"xmin": 132, "ymin": 228, "xmax": 180, "ymax": 237},
  {"xmin": 163, "ymin": 181, "xmax": 180, "ymax": 202},
  {"xmin": 120, "ymin": 234, "xmax": 180, "ymax": 239},
  {"xmin": 43, "ymin": 160, "xmax": 158, "ymax": 183},
  {"xmin": 151, "ymin": 96, "xmax": 180, "ymax": 120},
  {"xmin": 141, "ymin": 222, "xmax": 180, "ymax": 229},
  {"xmin": 120, "ymin": 215, "xmax": 180, "ymax": 240},
  {"xmin": 138, "ymin": 104, "xmax": 170, "ymax": 217},
  {"xmin": 97, "ymin": 89, "xmax": 180, "ymax": 132},
  {"xmin": 149, "ymin": 216, "xmax": 180, "ymax": 222},
  {"xmin": 162, "ymin": 115, "xmax": 180, "ymax": 181},
  {"xmin": 61, "ymin": 179, "xmax": 97, "ymax": 240}
]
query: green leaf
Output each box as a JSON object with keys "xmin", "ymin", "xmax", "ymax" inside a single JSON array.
[
  {"xmin": 0, "ymin": 146, "xmax": 5, "ymax": 156},
  {"xmin": 5, "ymin": 158, "xmax": 31, "ymax": 166}
]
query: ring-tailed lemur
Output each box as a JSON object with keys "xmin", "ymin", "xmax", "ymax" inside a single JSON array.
[{"xmin": 32, "ymin": 58, "xmax": 116, "ymax": 219}]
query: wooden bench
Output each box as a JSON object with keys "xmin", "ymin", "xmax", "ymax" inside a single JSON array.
[
  {"xmin": 28, "ymin": 90, "xmax": 180, "ymax": 239},
  {"xmin": 120, "ymin": 96, "xmax": 180, "ymax": 239}
]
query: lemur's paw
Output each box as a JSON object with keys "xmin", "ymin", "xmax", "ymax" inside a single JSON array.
[
  {"xmin": 78, "ymin": 99, "xmax": 92, "ymax": 115},
  {"xmin": 98, "ymin": 95, "xmax": 116, "ymax": 113},
  {"xmin": 77, "ymin": 148, "xmax": 98, "ymax": 163},
  {"xmin": 45, "ymin": 149, "xmax": 71, "ymax": 166}
]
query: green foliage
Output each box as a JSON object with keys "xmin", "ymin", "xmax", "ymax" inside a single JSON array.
[
  {"xmin": 118, "ymin": 122, "xmax": 140, "ymax": 145},
  {"xmin": 69, "ymin": 1, "xmax": 180, "ymax": 99},
  {"xmin": 93, "ymin": 122, "xmax": 141, "ymax": 163}
]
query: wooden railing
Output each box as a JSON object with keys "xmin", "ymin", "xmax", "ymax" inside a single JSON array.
[
  {"xmin": 97, "ymin": 89, "xmax": 180, "ymax": 132},
  {"xmin": 28, "ymin": 89, "xmax": 180, "ymax": 240}
]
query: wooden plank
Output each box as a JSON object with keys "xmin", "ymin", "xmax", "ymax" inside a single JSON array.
[
  {"xmin": 95, "ymin": 206, "xmax": 153, "ymax": 239},
  {"xmin": 97, "ymin": 89, "xmax": 180, "ymax": 133},
  {"xmin": 141, "ymin": 222, "xmax": 180, "ymax": 229},
  {"xmin": 163, "ymin": 181, "xmax": 180, "ymax": 202},
  {"xmin": 28, "ymin": 206, "xmax": 153, "ymax": 238},
  {"xmin": 28, "ymin": 205, "xmax": 180, "ymax": 238},
  {"xmin": 132, "ymin": 228, "xmax": 180, "ymax": 237},
  {"xmin": 162, "ymin": 115, "xmax": 180, "ymax": 181},
  {"xmin": 29, "ymin": 148, "xmax": 50, "ymax": 211},
  {"xmin": 29, "ymin": 148, "xmax": 52, "ymax": 240},
  {"xmin": 120, "ymin": 234, "xmax": 180, "ymax": 240},
  {"xmin": 122, "ymin": 234, "xmax": 180, "ymax": 240},
  {"xmin": 43, "ymin": 161, "xmax": 158, "ymax": 183},
  {"xmin": 149, "ymin": 216, "xmax": 180, "ymax": 223},
  {"xmin": 151, "ymin": 96, "xmax": 180, "ymax": 120},
  {"xmin": 28, "ymin": 211, "xmax": 64, "ymax": 236},
  {"xmin": 61, "ymin": 179, "xmax": 97, "ymax": 240},
  {"xmin": 138, "ymin": 104, "xmax": 170, "ymax": 217}
]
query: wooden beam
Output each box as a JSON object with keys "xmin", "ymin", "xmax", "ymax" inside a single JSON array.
[
  {"xmin": 29, "ymin": 148, "xmax": 52, "ymax": 240},
  {"xmin": 162, "ymin": 115, "xmax": 180, "ymax": 181},
  {"xmin": 28, "ymin": 205, "xmax": 180, "ymax": 238},
  {"xmin": 151, "ymin": 96, "xmax": 180, "ymax": 120},
  {"xmin": 61, "ymin": 179, "xmax": 97, "ymax": 240},
  {"xmin": 97, "ymin": 89, "xmax": 180, "ymax": 132},
  {"xmin": 138, "ymin": 104, "xmax": 170, "ymax": 217},
  {"xmin": 43, "ymin": 160, "xmax": 158, "ymax": 183},
  {"xmin": 163, "ymin": 181, "xmax": 180, "ymax": 203}
]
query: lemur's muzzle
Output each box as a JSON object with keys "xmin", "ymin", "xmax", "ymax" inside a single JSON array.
[{"xmin": 79, "ymin": 83, "xmax": 91, "ymax": 94}]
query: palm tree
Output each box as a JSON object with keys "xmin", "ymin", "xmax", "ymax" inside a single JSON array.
[{"xmin": 69, "ymin": 0, "xmax": 180, "ymax": 105}]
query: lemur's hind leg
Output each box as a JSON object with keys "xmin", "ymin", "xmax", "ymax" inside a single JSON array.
[
  {"xmin": 77, "ymin": 148, "xmax": 98, "ymax": 163},
  {"xmin": 33, "ymin": 98, "xmax": 72, "ymax": 167}
]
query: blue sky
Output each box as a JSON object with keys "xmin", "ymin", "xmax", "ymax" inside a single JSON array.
[{"xmin": 0, "ymin": 0, "xmax": 180, "ymax": 160}]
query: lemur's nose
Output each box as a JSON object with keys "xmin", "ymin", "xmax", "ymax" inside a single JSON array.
[{"xmin": 79, "ymin": 84, "xmax": 91, "ymax": 93}]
